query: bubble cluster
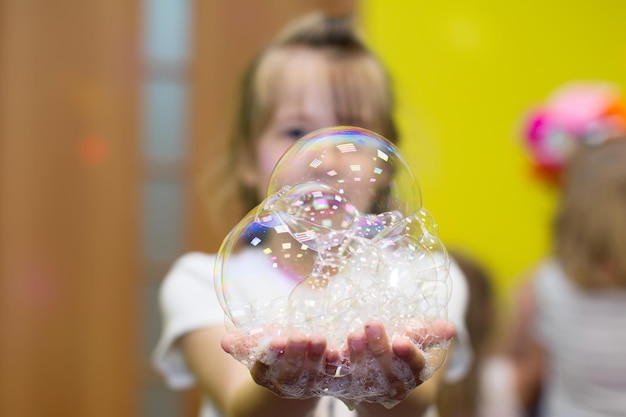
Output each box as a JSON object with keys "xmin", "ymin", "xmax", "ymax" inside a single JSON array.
[{"xmin": 214, "ymin": 127, "xmax": 451, "ymax": 403}]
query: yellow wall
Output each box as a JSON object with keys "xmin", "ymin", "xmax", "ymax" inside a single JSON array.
[{"xmin": 361, "ymin": 1, "xmax": 626, "ymax": 296}]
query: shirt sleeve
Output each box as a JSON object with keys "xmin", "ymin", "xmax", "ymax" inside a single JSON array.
[
  {"xmin": 151, "ymin": 252, "xmax": 225, "ymax": 390},
  {"xmin": 442, "ymin": 258, "xmax": 473, "ymax": 383}
]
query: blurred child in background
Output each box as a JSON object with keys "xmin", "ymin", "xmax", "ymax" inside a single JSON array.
[{"xmin": 504, "ymin": 81, "xmax": 626, "ymax": 417}]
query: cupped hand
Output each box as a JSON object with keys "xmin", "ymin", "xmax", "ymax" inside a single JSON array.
[
  {"xmin": 221, "ymin": 320, "xmax": 455, "ymax": 405},
  {"xmin": 342, "ymin": 319, "xmax": 454, "ymax": 407}
]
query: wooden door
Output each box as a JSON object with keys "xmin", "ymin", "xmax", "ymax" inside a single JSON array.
[{"xmin": 0, "ymin": 1, "xmax": 141, "ymax": 416}]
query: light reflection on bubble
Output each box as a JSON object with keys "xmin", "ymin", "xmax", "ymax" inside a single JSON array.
[{"xmin": 215, "ymin": 126, "xmax": 451, "ymax": 398}]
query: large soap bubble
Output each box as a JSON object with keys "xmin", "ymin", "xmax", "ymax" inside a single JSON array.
[{"xmin": 215, "ymin": 126, "xmax": 451, "ymax": 405}]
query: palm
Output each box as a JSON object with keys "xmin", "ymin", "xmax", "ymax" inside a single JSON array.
[{"xmin": 221, "ymin": 320, "xmax": 454, "ymax": 408}]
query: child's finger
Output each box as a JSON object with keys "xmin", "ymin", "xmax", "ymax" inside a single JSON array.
[
  {"xmin": 303, "ymin": 333, "xmax": 327, "ymax": 390},
  {"xmin": 364, "ymin": 321, "xmax": 395, "ymax": 377},
  {"xmin": 405, "ymin": 319, "xmax": 455, "ymax": 347},
  {"xmin": 278, "ymin": 332, "xmax": 308, "ymax": 383},
  {"xmin": 348, "ymin": 330, "xmax": 367, "ymax": 365},
  {"xmin": 392, "ymin": 337, "xmax": 426, "ymax": 379}
]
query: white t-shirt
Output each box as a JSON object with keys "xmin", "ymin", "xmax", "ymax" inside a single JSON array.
[
  {"xmin": 152, "ymin": 250, "xmax": 471, "ymax": 417},
  {"xmin": 533, "ymin": 259, "xmax": 626, "ymax": 417}
]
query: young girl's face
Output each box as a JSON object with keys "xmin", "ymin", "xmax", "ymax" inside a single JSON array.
[
  {"xmin": 242, "ymin": 49, "xmax": 345, "ymax": 200},
  {"xmin": 241, "ymin": 48, "xmax": 391, "ymax": 214}
]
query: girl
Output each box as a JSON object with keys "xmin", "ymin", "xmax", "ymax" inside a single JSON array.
[
  {"xmin": 507, "ymin": 82, "xmax": 626, "ymax": 416},
  {"xmin": 152, "ymin": 13, "xmax": 470, "ymax": 417}
]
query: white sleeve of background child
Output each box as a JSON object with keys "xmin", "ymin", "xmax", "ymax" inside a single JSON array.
[{"xmin": 151, "ymin": 252, "xmax": 225, "ymax": 389}]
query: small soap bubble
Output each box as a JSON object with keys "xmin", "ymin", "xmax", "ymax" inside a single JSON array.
[{"xmin": 215, "ymin": 126, "xmax": 451, "ymax": 403}]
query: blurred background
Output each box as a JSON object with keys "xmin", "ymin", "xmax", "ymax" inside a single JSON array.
[{"xmin": 0, "ymin": 0, "xmax": 624, "ymax": 416}]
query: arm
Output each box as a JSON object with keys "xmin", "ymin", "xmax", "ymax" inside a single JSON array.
[
  {"xmin": 155, "ymin": 253, "xmax": 320, "ymax": 417},
  {"xmin": 179, "ymin": 324, "xmax": 320, "ymax": 417}
]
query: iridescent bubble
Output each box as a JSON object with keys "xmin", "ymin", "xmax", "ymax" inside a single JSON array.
[
  {"xmin": 215, "ymin": 126, "xmax": 451, "ymax": 401},
  {"xmin": 268, "ymin": 126, "xmax": 422, "ymax": 215}
]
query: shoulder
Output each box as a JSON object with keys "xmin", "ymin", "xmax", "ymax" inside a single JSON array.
[
  {"xmin": 159, "ymin": 252, "xmax": 218, "ymax": 303},
  {"xmin": 163, "ymin": 252, "xmax": 217, "ymax": 285},
  {"xmin": 158, "ymin": 251, "xmax": 227, "ymax": 325},
  {"xmin": 532, "ymin": 258, "xmax": 569, "ymax": 295},
  {"xmin": 172, "ymin": 251, "xmax": 217, "ymax": 274}
]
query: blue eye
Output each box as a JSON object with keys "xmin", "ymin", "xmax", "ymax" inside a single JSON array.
[{"xmin": 285, "ymin": 128, "xmax": 307, "ymax": 140}]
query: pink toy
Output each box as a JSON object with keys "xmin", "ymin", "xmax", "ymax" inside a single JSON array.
[{"xmin": 523, "ymin": 81, "xmax": 626, "ymax": 184}]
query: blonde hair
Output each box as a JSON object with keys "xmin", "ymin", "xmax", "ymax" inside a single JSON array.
[
  {"xmin": 555, "ymin": 138, "xmax": 626, "ymax": 288},
  {"xmin": 207, "ymin": 13, "xmax": 398, "ymax": 228}
]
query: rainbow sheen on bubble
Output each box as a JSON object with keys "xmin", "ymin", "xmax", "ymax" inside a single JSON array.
[{"xmin": 214, "ymin": 127, "xmax": 451, "ymax": 402}]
